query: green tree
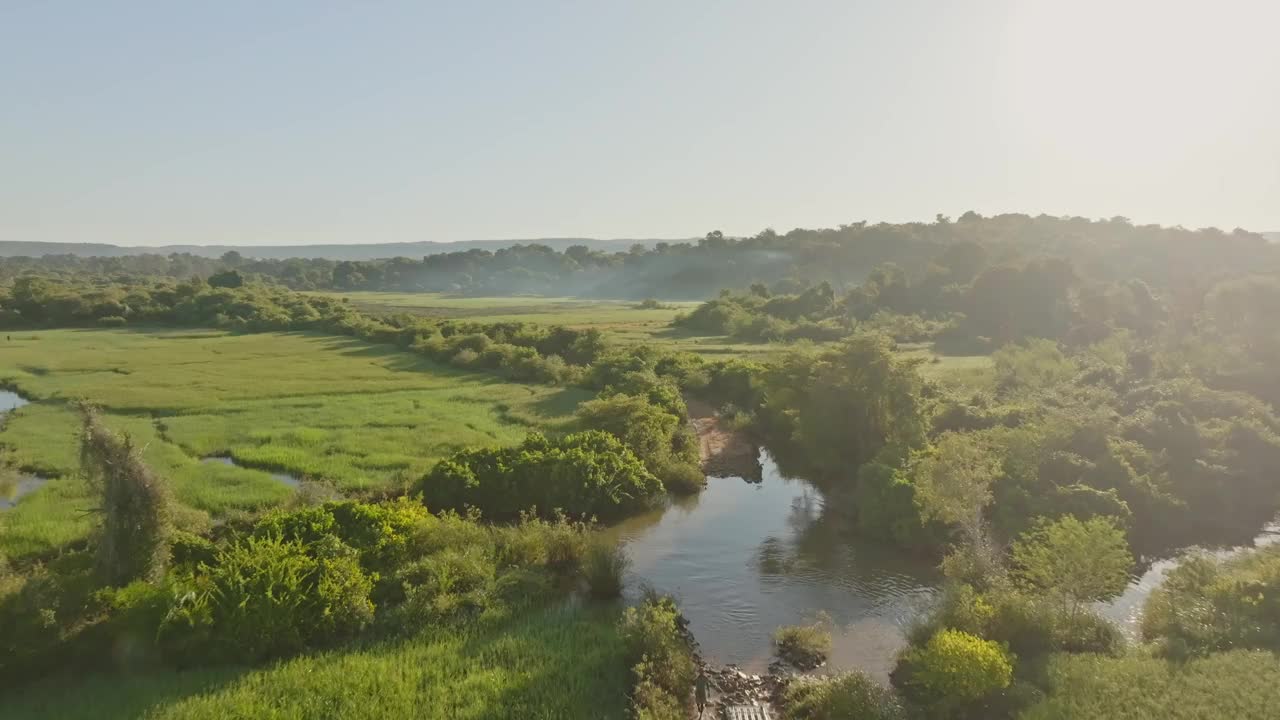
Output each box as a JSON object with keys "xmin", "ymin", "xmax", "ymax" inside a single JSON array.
[
  {"xmin": 1011, "ymin": 516, "xmax": 1132, "ymax": 623},
  {"xmin": 208, "ymin": 269, "xmax": 244, "ymax": 288},
  {"xmin": 912, "ymin": 432, "xmax": 1003, "ymax": 569}
]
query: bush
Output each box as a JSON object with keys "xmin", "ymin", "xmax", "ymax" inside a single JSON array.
[
  {"xmin": 782, "ymin": 672, "xmax": 906, "ymax": 720},
  {"xmin": 80, "ymin": 408, "xmax": 174, "ymax": 585},
  {"xmin": 492, "ymin": 512, "xmax": 589, "ymax": 579},
  {"xmin": 653, "ymin": 457, "xmax": 705, "ymax": 494},
  {"xmin": 255, "ymin": 497, "xmax": 432, "ymax": 573},
  {"xmin": 773, "ymin": 618, "xmax": 833, "ymax": 669},
  {"xmin": 417, "ymin": 431, "xmax": 664, "ymax": 522},
  {"xmin": 895, "ymin": 629, "xmax": 1013, "ymax": 718},
  {"xmin": 1142, "ymin": 545, "xmax": 1280, "ymax": 656},
  {"xmin": 96, "ymin": 315, "xmax": 127, "ymax": 327},
  {"xmin": 620, "ymin": 594, "xmax": 695, "ymax": 715},
  {"xmin": 581, "ymin": 540, "xmax": 629, "ymax": 599},
  {"xmin": 164, "ymin": 534, "xmax": 374, "ymax": 663}
]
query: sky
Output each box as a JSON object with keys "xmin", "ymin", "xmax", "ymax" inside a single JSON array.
[{"xmin": 2, "ymin": 0, "xmax": 1278, "ymax": 247}]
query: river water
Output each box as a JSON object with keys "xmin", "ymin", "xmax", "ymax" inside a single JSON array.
[
  {"xmin": 0, "ymin": 390, "xmax": 48, "ymax": 510},
  {"xmin": 613, "ymin": 448, "xmax": 1280, "ymax": 677},
  {"xmin": 610, "ymin": 451, "xmax": 940, "ymax": 679}
]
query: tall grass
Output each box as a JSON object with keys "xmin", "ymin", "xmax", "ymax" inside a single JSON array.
[
  {"xmin": 1022, "ymin": 650, "xmax": 1280, "ymax": 720},
  {"xmin": 0, "ymin": 605, "xmax": 630, "ymax": 720},
  {"xmin": 0, "ymin": 329, "xmax": 588, "ymax": 556},
  {"xmin": 582, "ymin": 539, "xmax": 630, "ymax": 599}
]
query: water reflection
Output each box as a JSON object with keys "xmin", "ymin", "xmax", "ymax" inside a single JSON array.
[{"xmin": 609, "ymin": 451, "xmax": 940, "ymax": 679}]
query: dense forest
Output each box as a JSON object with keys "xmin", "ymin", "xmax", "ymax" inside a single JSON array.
[
  {"xmin": 4, "ymin": 214, "xmax": 1276, "ymax": 299},
  {"xmin": 3, "ymin": 214, "xmax": 1280, "ymax": 718}
]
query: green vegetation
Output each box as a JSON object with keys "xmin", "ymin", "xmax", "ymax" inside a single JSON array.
[
  {"xmin": 581, "ymin": 539, "xmax": 630, "ymax": 599},
  {"xmin": 0, "ymin": 329, "xmax": 586, "ymax": 558},
  {"xmin": 1142, "ymin": 543, "xmax": 1280, "ymax": 657},
  {"xmin": 1021, "ymin": 650, "xmax": 1280, "ymax": 720},
  {"xmin": 4, "ymin": 212, "xmax": 1280, "ymax": 718},
  {"xmin": 781, "ymin": 672, "xmax": 906, "ymax": 720},
  {"xmin": 897, "ymin": 629, "xmax": 1014, "ymax": 717},
  {"xmin": 619, "ymin": 592, "xmax": 697, "ymax": 720},
  {"xmin": 0, "ymin": 605, "xmax": 629, "ymax": 720},
  {"xmin": 773, "ymin": 618, "xmax": 833, "ymax": 669},
  {"xmin": 418, "ymin": 431, "xmax": 664, "ymax": 522}
]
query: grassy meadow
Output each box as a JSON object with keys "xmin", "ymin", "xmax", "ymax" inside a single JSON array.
[
  {"xmin": 0, "ymin": 328, "xmax": 586, "ymax": 557},
  {"xmin": 314, "ymin": 290, "xmax": 791, "ymax": 359},
  {"xmin": 0, "ymin": 604, "xmax": 630, "ymax": 720}
]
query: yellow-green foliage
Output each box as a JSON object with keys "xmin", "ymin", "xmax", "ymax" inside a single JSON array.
[
  {"xmin": 1021, "ymin": 650, "xmax": 1280, "ymax": 720},
  {"xmin": 899, "ymin": 629, "xmax": 1013, "ymax": 714},
  {"xmin": 0, "ymin": 605, "xmax": 630, "ymax": 720},
  {"xmin": 0, "ymin": 329, "xmax": 585, "ymax": 557}
]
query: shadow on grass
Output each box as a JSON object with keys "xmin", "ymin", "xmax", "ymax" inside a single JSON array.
[{"xmin": 0, "ymin": 604, "xmax": 630, "ymax": 720}]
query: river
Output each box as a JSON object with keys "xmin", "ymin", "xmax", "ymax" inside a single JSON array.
[
  {"xmin": 610, "ymin": 451, "xmax": 940, "ymax": 680},
  {"xmin": 613, "ymin": 448, "xmax": 1280, "ymax": 678}
]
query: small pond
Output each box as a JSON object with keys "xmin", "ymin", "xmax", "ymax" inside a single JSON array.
[
  {"xmin": 0, "ymin": 390, "xmax": 31, "ymax": 414},
  {"xmin": 201, "ymin": 456, "xmax": 301, "ymax": 488},
  {"xmin": 0, "ymin": 474, "xmax": 49, "ymax": 511}
]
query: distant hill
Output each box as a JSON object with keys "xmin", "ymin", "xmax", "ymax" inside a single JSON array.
[{"xmin": 0, "ymin": 238, "xmax": 679, "ymax": 261}]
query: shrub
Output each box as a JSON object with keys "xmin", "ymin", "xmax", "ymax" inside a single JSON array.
[
  {"xmin": 254, "ymin": 497, "xmax": 432, "ymax": 573},
  {"xmin": 581, "ymin": 540, "xmax": 629, "ymax": 599},
  {"xmin": 782, "ymin": 672, "xmax": 906, "ymax": 720},
  {"xmin": 1142, "ymin": 545, "xmax": 1280, "ymax": 656},
  {"xmin": 773, "ymin": 618, "xmax": 833, "ymax": 669},
  {"xmin": 620, "ymin": 594, "xmax": 695, "ymax": 713},
  {"xmin": 80, "ymin": 408, "xmax": 174, "ymax": 585},
  {"xmin": 393, "ymin": 545, "xmax": 500, "ymax": 624},
  {"xmin": 653, "ymin": 457, "xmax": 705, "ymax": 494},
  {"xmin": 96, "ymin": 315, "xmax": 127, "ymax": 327},
  {"xmin": 170, "ymin": 530, "xmax": 217, "ymax": 569},
  {"xmin": 165, "ymin": 534, "xmax": 374, "ymax": 663},
  {"xmin": 417, "ymin": 431, "xmax": 664, "ymax": 522},
  {"xmin": 895, "ymin": 629, "xmax": 1013, "ymax": 717}
]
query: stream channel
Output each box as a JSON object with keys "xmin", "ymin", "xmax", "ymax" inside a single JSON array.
[{"xmin": 610, "ymin": 448, "xmax": 1279, "ymax": 679}]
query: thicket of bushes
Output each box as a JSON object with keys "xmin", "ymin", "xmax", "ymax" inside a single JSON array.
[
  {"xmin": 0, "ymin": 487, "xmax": 604, "ymax": 686},
  {"xmin": 416, "ymin": 431, "xmax": 664, "ymax": 522}
]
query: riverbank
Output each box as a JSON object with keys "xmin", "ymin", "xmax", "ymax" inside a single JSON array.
[{"xmin": 686, "ymin": 397, "xmax": 761, "ymax": 480}]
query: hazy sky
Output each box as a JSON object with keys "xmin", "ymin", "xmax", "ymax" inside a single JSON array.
[{"xmin": 3, "ymin": 1, "xmax": 1278, "ymax": 246}]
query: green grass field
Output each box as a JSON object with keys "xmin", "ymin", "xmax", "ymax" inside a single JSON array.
[
  {"xmin": 314, "ymin": 291, "xmax": 790, "ymax": 359},
  {"xmin": 0, "ymin": 329, "xmax": 586, "ymax": 557},
  {"xmin": 0, "ymin": 604, "xmax": 630, "ymax": 720}
]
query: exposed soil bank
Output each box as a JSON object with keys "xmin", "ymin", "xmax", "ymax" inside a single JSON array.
[{"xmin": 686, "ymin": 398, "xmax": 761, "ymax": 481}]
